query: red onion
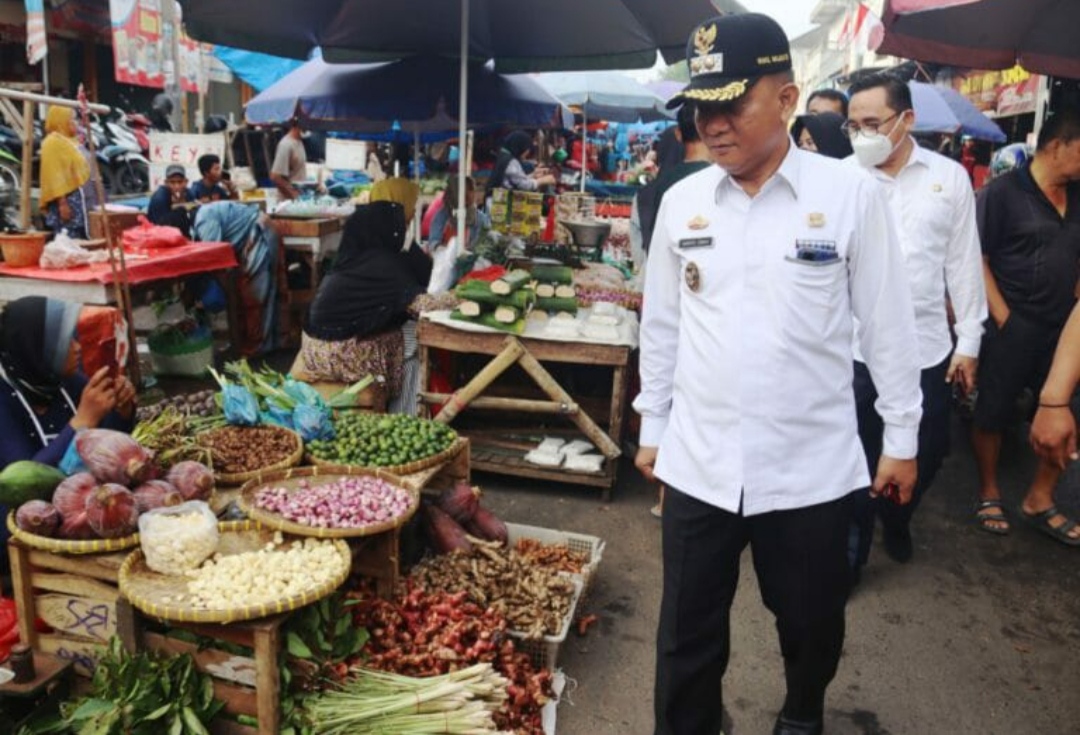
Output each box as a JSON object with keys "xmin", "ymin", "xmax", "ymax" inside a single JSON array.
[
  {"xmin": 52, "ymin": 472, "xmax": 98, "ymax": 518},
  {"xmin": 253, "ymin": 476, "xmax": 411, "ymax": 529},
  {"xmin": 85, "ymin": 483, "xmax": 139, "ymax": 538},
  {"xmin": 165, "ymin": 461, "xmax": 214, "ymax": 502},
  {"xmin": 15, "ymin": 500, "xmax": 61, "ymax": 537},
  {"xmin": 132, "ymin": 480, "xmax": 183, "ymax": 513},
  {"xmin": 76, "ymin": 429, "xmax": 153, "ymax": 485}
]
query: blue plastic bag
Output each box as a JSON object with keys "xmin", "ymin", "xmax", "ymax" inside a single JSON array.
[
  {"xmin": 293, "ymin": 404, "xmax": 335, "ymax": 442},
  {"xmin": 223, "ymin": 384, "xmax": 259, "ymax": 426},
  {"xmin": 59, "ymin": 435, "xmax": 87, "ymax": 476},
  {"xmin": 260, "ymin": 404, "xmax": 294, "ymax": 429},
  {"xmin": 282, "ymin": 379, "xmax": 325, "ymax": 408}
]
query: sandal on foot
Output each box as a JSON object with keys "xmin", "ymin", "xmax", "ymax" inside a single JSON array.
[
  {"xmin": 1020, "ymin": 506, "xmax": 1080, "ymax": 547},
  {"xmin": 975, "ymin": 500, "xmax": 1010, "ymax": 535},
  {"xmin": 650, "ymin": 503, "xmax": 663, "ymax": 519}
]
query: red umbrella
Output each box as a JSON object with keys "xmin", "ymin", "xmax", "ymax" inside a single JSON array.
[{"xmin": 878, "ymin": 0, "xmax": 1080, "ymax": 78}]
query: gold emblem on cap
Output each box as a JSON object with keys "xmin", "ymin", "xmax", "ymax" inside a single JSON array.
[
  {"xmin": 694, "ymin": 24, "xmax": 717, "ymax": 57},
  {"xmin": 688, "ymin": 215, "xmax": 709, "ymax": 231},
  {"xmin": 682, "ymin": 80, "xmax": 747, "ymax": 102},
  {"xmin": 685, "ymin": 262, "xmax": 702, "ymax": 292},
  {"xmin": 808, "ymin": 212, "xmax": 826, "ymax": 228}
]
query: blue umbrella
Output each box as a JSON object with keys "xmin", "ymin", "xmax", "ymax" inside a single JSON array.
[
  {"xmin": 245, "ymin": 55, "xmax": 571, "ymax": 135},
  {"xmin": 909, "ymin": 81, "xmax": 1006, "ymax": 142},
  {"xmin": 533, "ymin": 71, "xmax": 670, "ymax": 124}
]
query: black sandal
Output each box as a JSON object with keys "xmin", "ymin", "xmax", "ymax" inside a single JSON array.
[
  {"xmin": 1021, "ymin": 506, "xmax": 1080, "ymax": 547},
  {"xmin": 975, "ymin": 500, "xmax": 1010, "ymax": 535}
]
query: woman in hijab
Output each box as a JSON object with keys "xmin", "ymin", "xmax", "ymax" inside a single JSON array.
[
  {"xmin": 428, "ymin": 176, "xmax": 490, "ymax": 250},
  {"xmin": 192, "ymin": 201, "xmax": 280, "ymax": 357},
  {"xmin": 485, "ymin": 130, "xmax": 556, "ymax": 199},
  {"xmin": 0, "ymin": 297, "xmax": 136, "ymax": 469},
  {"xmin": 791, "ymin": 112, "xmax": 854, "ymax": 160},
  {"xmin": 300, "ymin": 202, "xmax": 456, "ymax": 414},
  {"xmin": 39, "ymin": 106, "xmax": 91, "ymax": 238}
]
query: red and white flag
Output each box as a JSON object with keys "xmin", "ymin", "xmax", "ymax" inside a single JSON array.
[
  {"xmin": 854, "ymin": 3, "xmax": 886, "ymax": 53},
  {"xmin": 24, "ymin": 0, "xmax": 47, "ymax": 64}
]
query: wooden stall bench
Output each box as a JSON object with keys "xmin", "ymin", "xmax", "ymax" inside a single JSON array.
[{"xmin": 416, "ymin": 318, "xmax": 633, "ymax": 501}]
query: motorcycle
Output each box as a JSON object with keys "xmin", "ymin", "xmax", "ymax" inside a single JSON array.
[
  {"xmin": 0, "ymin": 145, "xmax": 21, "ymax": 230},
  {"xmin": 94, "ymin": 111, "xmax": 150, "ymax": 194}
]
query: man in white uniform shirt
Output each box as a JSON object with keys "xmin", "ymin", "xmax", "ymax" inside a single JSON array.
[
  {"xmin": 845, "ymin": 73, "xmax": 986, "ymax": 575},
  {"xmin": 633, "ymin": 14, "xmax": 923, "ymax": 735}
]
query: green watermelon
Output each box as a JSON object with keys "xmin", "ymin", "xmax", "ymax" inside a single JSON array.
[{"xmin": 0, "ymin": 461, "xmax": 67, "ymax": 506}]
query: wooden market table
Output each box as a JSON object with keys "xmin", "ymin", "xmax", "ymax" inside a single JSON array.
[
  {"xmin": 0, "ymin": 242, "xmax": 243, "ymax": 356},
  {"xmin": 416, "ymin": 319, "xmax": 633, "ymax": 500}
]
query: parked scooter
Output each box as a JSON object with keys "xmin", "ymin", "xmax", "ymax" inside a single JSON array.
[
  {"xmin": 0, "ymin": 145, "xmax": 21, "ymax": 230},
  {"xmin": 94, "ymin": 111, "xmax": 150, "ymax": 194}
]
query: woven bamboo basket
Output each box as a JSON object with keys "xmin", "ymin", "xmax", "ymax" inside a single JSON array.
[
  {"xmin": 237, "ymin": 465, "xmax": 418, "ymax": 538},
  {"xmin": 304, "ymin": 435, "xmax": 465, "ymax": 477},
  {"xmin": 196, "ymin": 426, "xmax": 305, "ymax": 486},
  {"xmin": 118, "ymin": 519, "xmax": 350, "ymax": 624},
  {"xmin": 6, "ymin": 511, "xmax": 140, "ymax": 554}
]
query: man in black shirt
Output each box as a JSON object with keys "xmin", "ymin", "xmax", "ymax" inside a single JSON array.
[{"xmin": 972, "ymin": 106, "xmax": 1080, "ymax": 544}]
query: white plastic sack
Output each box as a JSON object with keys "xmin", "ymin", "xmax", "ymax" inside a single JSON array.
[
  {"xmin": 428, "ymin": 235, "xmax": 462, "ymax": 294},
  {"xmin": 39, "ymin": 232, "xmax": 110, "ymax": 269},
  {"xmin": 138, "ymin": 501, "xmax": 220, "ymax": 576}
]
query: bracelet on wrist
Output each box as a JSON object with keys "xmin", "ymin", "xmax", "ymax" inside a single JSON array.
[{"xmin": 1038, "ymin": 402, "xmax": 1071, "ymax": 409}]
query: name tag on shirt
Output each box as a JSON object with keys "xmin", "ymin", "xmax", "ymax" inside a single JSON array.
[
  {"xmin": 678, "ymin": 237, "xmax": 714, "ymax": 249},
  {"xmin": 786, "ymin": 239, "xmax": 839, "ymax": 264}
]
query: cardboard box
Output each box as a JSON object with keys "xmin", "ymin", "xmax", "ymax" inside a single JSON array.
[
  {"xmin": 270, "ymin": 216, "xmax": 345, "ymax": 238},
  {"xmin": 88, "ymin": 210, "xmax": 142, "ymax": 247}
]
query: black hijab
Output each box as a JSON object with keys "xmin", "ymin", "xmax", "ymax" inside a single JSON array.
[
  {"xmin": 792, "ymin": 112, "xmax": 853, "ymax": 160},
  {"xmin": 304, "ymin": 202, "xmax": 428, "ymax": 341},
  {"xmin": 636, "ymin": 127, "xmax": 685, "ymax": 253},
  {"xmin": 0, "ymin": 296, "xmax": 81, "ymax": 404},
  {"xmin": 486, "ymin": 130, "xmax": 534, "ymax": 198}
]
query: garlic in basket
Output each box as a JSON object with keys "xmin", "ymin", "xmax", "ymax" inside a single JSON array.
[
  {"xmin": 185, "ymin": 537, "xmax": 345, "ymax": 610},
  {"xmin": 138, "ymin": 501, "xmax": 220, "ymax": 576}
]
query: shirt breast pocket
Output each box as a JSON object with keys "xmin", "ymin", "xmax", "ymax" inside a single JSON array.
[{"xmin": 784, "ymin": 257, "xmax": 845, "ymax": 309}]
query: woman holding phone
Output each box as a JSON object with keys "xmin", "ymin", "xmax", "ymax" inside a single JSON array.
[{"xmin": 0, "ymin": 297, "xmax": 136, "ymax": 469}]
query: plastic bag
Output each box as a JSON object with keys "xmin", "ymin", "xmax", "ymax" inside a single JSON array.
[
  {"xmin": 0, "ymin": 597, "xmax": 18, "ymax": 663},
  {"xmin": 259, "ymin": 404, "xmax": 294, "ymax": 429},
  {"xmin": 223, "ymin": 384, "xmax": 259, "ymax": 426},
  {"xmin": 39, "ymin": 231, "xmax": 110, "ymax": 268},
  {"xmin": 428, "ymin": 236, "xmax": 462, "ymax": 294},
  {"xmin": 293, "ymin": 404, "xmax": 335, "ymax": 442},
  {"xmin": 138, "ymin": 501, "xmax": 220, "ymax": 576},
  {"xmin": 59, "ymin": 434, "xmax": 88, "ymax": 476},
  {"xmin": 282, "ymin": 379, "xmax": 325, "ymax": 408},
  {"xmin": 122, "ymin": 215, "xmax": 187, "ymax": 252}
]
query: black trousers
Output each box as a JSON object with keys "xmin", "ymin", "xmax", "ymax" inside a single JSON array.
[
  {"xmin": 851, "ymin": 358, "xmax": 951, "ymax": 568},
  {"xmin": 654, "ymin": 488, "xmax": 853, "ymax": 735}
]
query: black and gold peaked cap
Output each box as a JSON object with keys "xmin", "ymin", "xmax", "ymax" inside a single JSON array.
[{"xmin": 667, "ymin": 13, "xmax": 792, "ymax": 109}]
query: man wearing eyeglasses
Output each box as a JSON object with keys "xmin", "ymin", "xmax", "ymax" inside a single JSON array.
[{"xmin": 844, "ymin": 73, "xmax": 986, "ymax": 578}]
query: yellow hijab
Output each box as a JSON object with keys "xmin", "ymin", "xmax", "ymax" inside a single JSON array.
[
  {"xmin": 39, "ymin": 106, "xmax": 90, "ymax": 206},
  {"xmin": 370, "ymin": 177, "xmax": 420, "ymax": 224}
]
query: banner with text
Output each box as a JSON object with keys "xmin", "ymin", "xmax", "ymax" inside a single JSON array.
[
  {"xmin": 109, "ymin": 0, "xmax": 165, "ymax": 88},
  {"xmin": 148, "ymin": 131, "xmax": 227, "ymax": 189}
]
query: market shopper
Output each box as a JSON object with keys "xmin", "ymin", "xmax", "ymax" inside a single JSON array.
[
  {"xmin": 1030, "ymin": 300, "xmax": 1080, "ymax": 469},
  {"xmin": 483, "ymin": 130, "xmax": 556, "ymax": 199},
  {"xmin": 299, "ymin": 202, "xmax": 456, "ymax": 414},
  {"xmin": 270, "ymin": 119, "xmax": 308, "ymax": 201},
  {"xmin": 190, "ymin": 154, "xmax": 236, "ymax": 202},
  {"xmin": 844, "ymin": 73, "xmax": 986, "ymax": 572},
  {"xmin": 39, "ymin": 106, "xmax": 90, "ymax": 238},
  {"xmin": 971, "ymin": 106, "xmax": 1080, "ymax": 544},
  {"xmin": 192, "ymin": 201, "xmax": 280, "ymax": 357},
  {"xmin": 806, "ymin": 88, "xmax": 848, "ymax": 117},
  {"xmin": 147, "ymin": 164, "xmax": 196, "ymax": 235},
  {"xmin": 790, "ymin": 112, "xmax": 852, "ymax": 159},
  {"xmin": 633, "ymin": 14, "xmax": 922, "ymax": 735},
  {"xmin": 428, "ymin": 176, "xmax": 490, "ymax": 249}
]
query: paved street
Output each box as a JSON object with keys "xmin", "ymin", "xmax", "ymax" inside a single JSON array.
[{"xmin": 482, "ymin": 413, "xmax": 1080, "ymax": 735}]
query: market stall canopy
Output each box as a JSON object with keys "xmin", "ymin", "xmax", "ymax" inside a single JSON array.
[
  {"xmin": 177, "ymin": 0, "xmax": 741, "ymax": 72},
  {"xmin": 910, "ymin": 81, "xmax": 1006, "ymax": 142},
  {"xmin": 878, "ymin": 0, "xmax": 1080, "ymax": 79},
  {"xmin": 646, "ymin": 81, "xmax": 689, "ymax": 103},
  {"xmin": 212, "ymin": 46, "xmax": 306, "ymax": 93},
  {"xmin": 245, "ymin": 56, "xmax": 572, "ymax": 134},
  {"xmin": 533, "ymin": 71, "xmax": 670, "ymax": 123}
]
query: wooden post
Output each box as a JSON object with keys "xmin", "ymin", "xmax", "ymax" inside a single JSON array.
[
  {"xmin": 19, "ymin": 100, "xmax": 33, "ymax": 229},
  {"xmin": 517, "ymin": 349, "xmax": 621, "ymax": 459},
  {"xmin": 250, "ymin": 623, "xmax": 281, "ymax": 735},
  {"xmin": 433, "ymin": 338, "xmax": 525, "ymax": 424},
  {"xmin": 420, "ymin": 392, "xmax": 579, "ymax": 415},
  {"xmin": 8, "ymin": 541, "xmax": 38, "ymax": 648}
]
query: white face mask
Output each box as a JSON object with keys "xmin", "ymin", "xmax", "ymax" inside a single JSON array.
[{"xmin": 852, "ymin": 131, "xmax": 895, "ymax": 168}]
